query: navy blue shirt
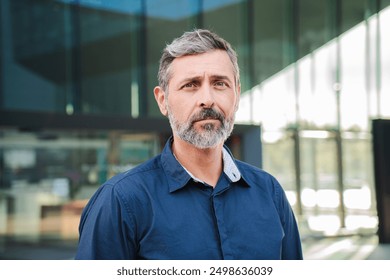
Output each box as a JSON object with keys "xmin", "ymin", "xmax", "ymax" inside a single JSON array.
[{"xmin": 75, "ymin": 138, "xmax": 303, "ymax": 260}]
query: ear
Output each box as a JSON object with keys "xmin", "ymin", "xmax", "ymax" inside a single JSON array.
[{"xmin": 154, "ymin": 86, "xmax": 168, "ymax": 116}]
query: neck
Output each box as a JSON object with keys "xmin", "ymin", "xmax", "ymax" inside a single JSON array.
[{"xmin": 172, "ymin": 135, "xmax": 223, "ymax": 187}]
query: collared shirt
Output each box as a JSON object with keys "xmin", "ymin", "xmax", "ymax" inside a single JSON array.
[
  {"xmin": 176, "ymin": 147, "xmax": 241, "ymax": 184},
  {"xmin": 75, "ymin": 138, "xmax": 303, "ymax": 260}
]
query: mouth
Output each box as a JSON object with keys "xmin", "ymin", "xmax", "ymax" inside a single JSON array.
[
  {"xmin": 191, "ymin": 109, "xmax": 224, "ymax": 125},
  {"xmin": 193, "ymin": 117, "xmax": 220, "ymax": 123}
]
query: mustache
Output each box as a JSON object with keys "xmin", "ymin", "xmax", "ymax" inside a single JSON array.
[{"xmin": 190, "ymin": 108, "xmax": 224, "ymax": 124}]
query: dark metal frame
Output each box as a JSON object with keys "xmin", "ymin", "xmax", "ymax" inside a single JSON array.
[{"xmin": 373, "ymin": 119, "xmax": 390, "ymax": 243}]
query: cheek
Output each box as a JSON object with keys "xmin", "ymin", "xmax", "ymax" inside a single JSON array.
[
  {"xmin": 167, "ymin": 100, "xmax": 189, "ymax": 121},
  {"xmin": 171, "ymin": 93, "xmax": 196, "ymax": 110},
  {"xmin": 219, "ymin": 97, "xmax": 237, "ymax": 117}
]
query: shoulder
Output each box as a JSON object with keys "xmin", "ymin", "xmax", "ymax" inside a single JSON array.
[
  {"xmin": 80, "ymin": 154, "xmax": 164, "ymax": 221},
  {"xmin": 106, "ymin": 154, "xmax": 163, "ymax": 186},
  {"xmin": 235, "ymin": 160, "xmax": 280, "ymax": 187},
  {"xmin": 111, "ymin": 154, "xmax": 168, "ymax": 198},
  {"xmin": 88, "ymin": 154, "xmax": 165, "ymax": 206},
  {"xmin": 235, "ymin": 160, "xmax": 285, "ymax": 203},
  {"xmin": 235, "ymin": 160, "xmax": 294, "ymax": 221}
]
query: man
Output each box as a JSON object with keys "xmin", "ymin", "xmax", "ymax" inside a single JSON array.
[{"xmin": 75, "ymin": 29, "xmax": 303, "ymax": 260}]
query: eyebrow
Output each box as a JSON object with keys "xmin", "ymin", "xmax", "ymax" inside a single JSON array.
[
  {"xmin": 178, "ymin": 75, "xmax": 233, "ymax": 85},
  {"xmin": 210, "ymin": 75, "xmax": 233, "ymax": 83}
]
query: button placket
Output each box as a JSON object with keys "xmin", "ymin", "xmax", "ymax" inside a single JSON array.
[{"xmin": 211, "ymin": 186, "xmax": 234, "ymax": 260}]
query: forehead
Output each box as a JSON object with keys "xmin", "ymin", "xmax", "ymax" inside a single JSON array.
[{"xmin": 168, "ymin": 50, "xmax": 235, "ymax": 82}]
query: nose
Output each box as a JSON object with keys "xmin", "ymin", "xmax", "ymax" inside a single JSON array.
[{"xmin": 198, "ymin": 84, "xmax": 215, "ymax": 108}]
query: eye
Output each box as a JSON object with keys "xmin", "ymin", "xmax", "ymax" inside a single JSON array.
[
  {"xmin": 182, "ymin": 82, "xmax": 197, "ymax": 89},
  {"xmin": 214, "ymin": 81, "xmax": 228, "ymax": 89}
]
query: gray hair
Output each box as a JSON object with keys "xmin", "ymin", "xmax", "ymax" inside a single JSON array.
[{"xmin": 157, "ymin": 29, "xmax": 240, "ymax": 92}]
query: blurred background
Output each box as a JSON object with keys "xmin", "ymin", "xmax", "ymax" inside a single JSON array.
[{"xmin": 1, "ymin": 0, "xmax": 390, "ymax": 259}]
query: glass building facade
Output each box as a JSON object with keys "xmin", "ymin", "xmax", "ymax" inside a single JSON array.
[
  {"xmin": 237, "ymin": 1, "xmax": 390, "ymax": 235},
  {"xmin": 1, "ymin": 0, "xmax": 390, "ymax": 258}
]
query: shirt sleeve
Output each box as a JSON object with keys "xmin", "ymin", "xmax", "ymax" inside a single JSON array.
[
  {"xmin": 75, "ymin": 184, "xmax": 137, "ymax": 259},
  {"xmin": 273, "ymin": 179, "xmax": 304, "ymax": 260}
]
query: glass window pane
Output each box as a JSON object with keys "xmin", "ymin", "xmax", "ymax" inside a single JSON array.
[
  {"xmin": 298, "ymin": 45, "xmax": 338, "ymax": 129},
  {"xmin": 257, "ymin": 66, "xmax": 297, "ymax": 131},
  {"xmin": 2, "ymin": 0, "xmax": 70, "ymax": 113},
  {"xmin": 0, "ymin": 130, "xmax": 159, "ymax": 249},
  {"xmin": 342, "ymin": 133, "xmax": 374, "ymax": 206},
  {"xmin": 297, "ymin": 57, "xmax": 313, "ymax": 127},
  {"xmin": 381, "ymin": 0, "xmax": 390, "ymax": 9},
  {"xmin": 300, "ymin": 133, "xmax": 338, "ymax": 194},
  {"xmin": 79, "ymin": 0, "xmax": 142, "ymax": 116},
  {"xmin": 1, "ymin": 0, "xmax": 144, "ymax": 117},
  {"xmin": 341, "ymin": 0, "xmax": 367, "ymax": 33},
  {"xmin": 380, "ymin": 6, "xmax": 390, "ymax": 117},
  {"xmin": 367, "ymin": 15, "xmax": 379, "ymax": 118},
  {"xmin": 253, "ymin": 0, "xmax": 287, "ymax": 83},
  {"xmin": 262, "ymin": 131, "xmax": 296, "ymax": 193},
  {"xmin": 342, "ymin": 133, "xmax": 377, "ymax": 231},
  {"xmin": 300, "ymin": 133, "xmax": 341, "ymax": 233},
  {"xmin": 298, "ymin": 0, "xmax": 329, "ymax": 58},
  {"xmin": 340, "ymin": 23, "xmax": 368, "ymax": 130}
]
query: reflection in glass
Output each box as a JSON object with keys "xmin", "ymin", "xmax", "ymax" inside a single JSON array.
[
  {"xmin": 2, "ymin": 0, "xmax": 70, "ymax": 113},
  {"xmin": 0, "ymin": 131, "xmax": 159, "ymax": 242}
]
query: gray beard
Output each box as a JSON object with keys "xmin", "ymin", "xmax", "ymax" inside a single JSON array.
[{"xmin": 167, "ymin": 107, "xmax": 235, "ymax": 149}]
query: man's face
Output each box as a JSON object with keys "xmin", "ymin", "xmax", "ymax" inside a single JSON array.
[{"xmin": 155, "ymin": 50, "xmax": 240, "ymax": 149}]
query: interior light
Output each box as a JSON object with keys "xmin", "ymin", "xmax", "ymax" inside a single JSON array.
[
  {"xmin": 317, "ymin": 189, "xmax": 340, "ymax": 208},
  {"xmin": 308, "ymin": 215, "xmax": 341, "ymax": 234},
  {"xmin": 344, "ymin": 187, "xmax": 371, "ymax": 210},
  {"xmin": 301, "ymin": 188, "xmax": 316, "ymax": 208}
]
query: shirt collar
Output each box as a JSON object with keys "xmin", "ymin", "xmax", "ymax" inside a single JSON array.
[
  {"xmin": 160, "ymin": 137, "xmax": 242, "ymax": 193},
  {"xmin": 160, "ymin": 138, "xmax": 192, "ymax": 193},
  {"xmin": 222, "ymin": 147, "xmax": 241, "ymax": 182}
]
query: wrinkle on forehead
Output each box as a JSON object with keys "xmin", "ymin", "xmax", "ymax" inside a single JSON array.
[{"xmin": 168, "ymin": 50, "xmax": 236, "ymax": 87}]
